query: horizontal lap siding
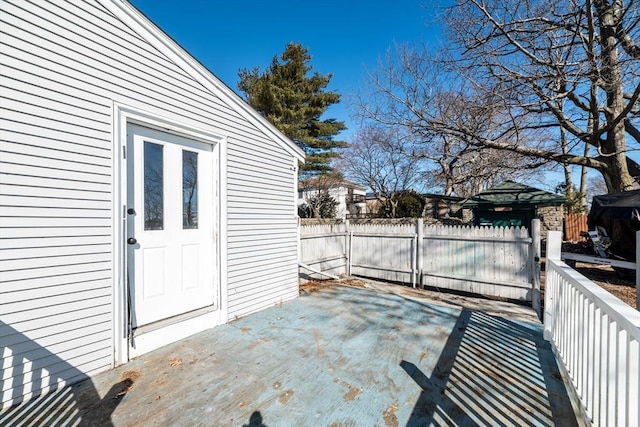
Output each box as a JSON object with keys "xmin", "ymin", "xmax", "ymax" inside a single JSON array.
[
  {"xmin": 226, "ymin": 138, "xmax": 298, "ymax": 318},
  {"xmin": 0, "ymin": 0, "xmax": 116, "ymax": 407},
  {"xmin": 1, "ymin": 0, "xmax": 298, "ymax": 408}
]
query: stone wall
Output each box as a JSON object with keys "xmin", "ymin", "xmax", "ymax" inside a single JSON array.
[
  {"xmin": 461, "ymin": 208, "xmax": 473, "ymax": 223},
  {"xmin": 537, "ymin": 204, "xmax": 565, "ymax": 238}
]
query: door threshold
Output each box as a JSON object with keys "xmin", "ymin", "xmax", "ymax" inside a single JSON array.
[
  {"xmin": 132, "ymin": 305, "xmax": 218, "ymax": 338},
  {"xmin": 128, "ymin": 307, "xmax": 223, "ymax": 359}
]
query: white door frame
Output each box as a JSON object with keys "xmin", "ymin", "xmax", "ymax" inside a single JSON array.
[{"xmin": 112, "ymin": 103, "xmax": 228, "ymax": 365}]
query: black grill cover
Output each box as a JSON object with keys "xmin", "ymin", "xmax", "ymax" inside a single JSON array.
[{"xmin": 587, "ymin": 190, "xmax": 640, "ymax": 261}]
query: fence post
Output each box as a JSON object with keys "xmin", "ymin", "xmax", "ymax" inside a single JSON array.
[
  {"xmin": 297, "ymin": 217, "xmax": 301, "ymax": 282},
  {"xmin": 531, "ymin": 219, "xmax": 541, "ymax": 320},
  {"xmin": 544, "ymin": 231, "xmax": 562, "ymax": 340},
  {"xmin": 345, "ymin": 220, "xmax": 351, "ymax": 277},
  {"xmin": 636, "ymin": 230, "xmax": 639, "ymax": 310},
  {"xmin": 417, "ymin": 218, "xmax": 424, "ymax": 289}
]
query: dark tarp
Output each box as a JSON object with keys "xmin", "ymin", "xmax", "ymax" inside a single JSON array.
[{"xmin": 587, "ymin": 190, "xmax": 640, "ymax": 261}]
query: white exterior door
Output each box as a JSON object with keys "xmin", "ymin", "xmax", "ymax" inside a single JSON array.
[{"xmin": 127, "ymin": 124, "xmax": 216, "ymax": 328}]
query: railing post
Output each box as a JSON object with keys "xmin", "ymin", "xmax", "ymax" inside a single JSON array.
[
  {"xmin": 547, "ymin": 230, "xmax": 562, "ymax": 261},
  {"xmin": 416, "ymin": 218, "xmax": 424, "ymax": 289},
  {"xmin": 636, "ymin": 230, "xmax": 639, "ymax": 310},
  {"xmin": 531, "ymin": 219, "xmax": 541, "ymax": 320},
  {"xmin": 544, "ymin": 231, "xmax": 562, "ymax": 340}
]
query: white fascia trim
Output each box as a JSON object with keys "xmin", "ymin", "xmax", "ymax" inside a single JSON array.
[
  {"xmin": 218, "ymin": 136, "xmax": 229, "ymax": 323},
  {"xmin": 101, "ymin": 0, "xmax": 305, "ymax": 162},
  {"xmin": 111, "ymin": 101, "xmax": 125, "ymax": 367}
]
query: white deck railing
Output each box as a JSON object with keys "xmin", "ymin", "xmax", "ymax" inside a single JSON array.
[{"xmin": 544, "ymin": 231, "xmax": 640, "ymax": 427}]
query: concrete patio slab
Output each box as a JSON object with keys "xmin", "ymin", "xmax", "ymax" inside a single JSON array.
[{"xmin": 1, "ymin": 279, "xmax": 579, "ymax": 427}]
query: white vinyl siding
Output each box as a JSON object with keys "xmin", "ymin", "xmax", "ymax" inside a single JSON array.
[
  {"xmin": 1, "ymin": 0, "xmax": 299, "ymax": 408},
  {"xmin": 226, "ymin": 140, "xmax": 299, "ymax": 317}
]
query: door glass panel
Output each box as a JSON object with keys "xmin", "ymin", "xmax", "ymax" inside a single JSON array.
[
  {"xmin": 144, "ymin": 141, "xmax": 164, "ymax": 230},
  {"xmin": 183, "ymin": 150, "xmax": 198, "ymax": 229}
]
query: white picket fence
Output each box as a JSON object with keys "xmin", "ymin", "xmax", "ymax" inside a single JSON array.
[
  {"xmin": 544, "ymin": 231, "xmax": 640, "ymax": 427},
  {"xmin": 300, "ymin": 219, "xmax": 541, "ymax": 306},
  {"xmin": 299, "ymin": 221, "xmax": 349, "ymax": 279}
]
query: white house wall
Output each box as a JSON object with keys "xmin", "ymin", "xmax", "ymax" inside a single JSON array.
[
  {"xmin": 0, "ymin": 0, "xmax": 300, "ymax": 408},
  {"xmin": 226, "ymin": 139, "xmax": 299, "ymax": 318}
]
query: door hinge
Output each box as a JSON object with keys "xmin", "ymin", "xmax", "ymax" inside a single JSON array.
[{"xmin": 123, "ymin": 146, "xmax": 126, "ymax": 159}]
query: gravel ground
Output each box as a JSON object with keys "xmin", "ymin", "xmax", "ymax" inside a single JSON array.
[
  {"xmin": 559, "ymin": 241, "xmax": 638, "ymax": 309},
  {"xmin": 571, "ymin": 262, "xmax": 637, "ymax": 309}
]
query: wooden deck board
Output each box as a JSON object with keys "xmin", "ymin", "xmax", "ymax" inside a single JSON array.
[{"xmin": 0, "ymin": 280, "xmax": 579, "ymax": 426}]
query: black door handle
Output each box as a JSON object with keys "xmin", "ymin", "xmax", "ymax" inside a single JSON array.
[{"xmin": 127, "ymin": 237, "xmax": 137, "ymax": 245}]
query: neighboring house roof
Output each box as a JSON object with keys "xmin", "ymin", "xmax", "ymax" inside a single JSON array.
[
  {"xmin": 339, "ymin": 179, "xmax": 367, "ymax": 190},
  {"xmin": 463, "ymin": 181, "xmax": 566, "ymax": 206},
  {"xmin": 299, "ymin": 179, "xmax": 366, "ymax": 191},
  {"xmin": 105, "ymin": 0, "xmax": 305, "ymax": 162}
]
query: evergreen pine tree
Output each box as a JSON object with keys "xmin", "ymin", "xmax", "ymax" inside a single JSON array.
[{"xmin": 238, "ymin": 43, "xmax": 347, "ymax": 180}]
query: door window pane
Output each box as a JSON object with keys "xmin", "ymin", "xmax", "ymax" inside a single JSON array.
[
  {"xmin": 183, "ymin": 150, "xmax": 198, "ymax": 229},
  {"xmin": 144, "ymin": 142, "xmax": 164, "ymax": 230}
]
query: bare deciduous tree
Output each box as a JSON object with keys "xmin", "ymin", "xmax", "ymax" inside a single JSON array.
[
  {"xmin": 339, "ymin": 125, "xmax": 424, "ymax": 217},
  {"xmin": 413, "ymin": 89, "xmax": 550, "ymax": 196},
  {"xmin": 355, "ymin": 49, "xmax": 548, "ymax": 197},
  {"xmin": 355, "ymin": 0, "xmax": 640, "ymax": 194}
]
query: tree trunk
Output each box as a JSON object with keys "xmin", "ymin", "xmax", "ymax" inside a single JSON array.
[
  {"xmin": 596, "ymin": 0, "xmax": 637, "ymax": 192},
  {"xmin": 598, "ymin": 154, "xmax": 636, "ymax": 192},
  {"xmin": 560, "ymin": 124, "xmax": 574, "ymax": 199},
  {"xmin": 579, "ymin": 144, "xmax": 589, "ymax": 207}
]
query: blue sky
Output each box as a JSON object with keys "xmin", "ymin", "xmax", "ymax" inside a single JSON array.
[
  {"xmin": 129, "ymin": 0, "xmax": 446, "ymax": 141},
  {"xmin": 129, "ymin": 1, "xmax": 638, "ymax": 193}
]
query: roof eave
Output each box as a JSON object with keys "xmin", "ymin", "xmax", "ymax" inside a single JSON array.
[{"xmin": 103, "ymin": 0, "xmax": 305, "ymax": 162}]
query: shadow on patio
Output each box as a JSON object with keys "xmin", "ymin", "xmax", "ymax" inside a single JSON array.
[
  {"xmin": 0, "ymin": 321, "xmax": 131, "ymax": 426},
  {"xmin": 1, "ymin": 280, "xmax": 578, "ymax": 426},
  {"xmin": 399, "ymin": 309, "xmax": 576, "ymax": 426}
]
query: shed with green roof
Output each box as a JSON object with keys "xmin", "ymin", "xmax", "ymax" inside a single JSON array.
[{"xmin": 463, "ymin": 181, "xmax": 566, "ymax": 235}]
